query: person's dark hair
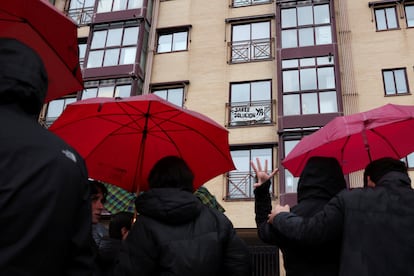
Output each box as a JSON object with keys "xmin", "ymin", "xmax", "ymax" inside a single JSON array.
[
  {"xmin": 109, "ymin": 211, "xmax": 134, "ymax": 240},
  {"xmin": 148, "ymin": 156, "xmax": 194, "ymax": 192},
  {"xmin": 89, "ymin": 179, "xmax": 108, "ymax": 203},
  {"xmin": 363, "ymin": 157, "xmax": 408, "ymax": 187}
]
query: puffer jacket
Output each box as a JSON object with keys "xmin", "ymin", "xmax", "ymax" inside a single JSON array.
[
  {"xmin": 274, "ymin": 171, "xmax": 414, "ymax": 276},
  {"xmin": 255, "ymin": 156, "xmax": 346, "ymax": 276},
  {"xmin": 114, "ymin": 188, "xmax": 251, "ymax": 276}
]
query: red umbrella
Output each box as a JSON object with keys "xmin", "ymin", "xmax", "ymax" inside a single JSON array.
[
  {"xmin": 282, "ymin": 104, "xmax": 414, "ymax": 176},
  {"xmin": 49, "ymin": 94, "xmax": 235, "ymax": 192},
  {"xmin": 0, "ymin": 0, "xmax": 83, "ymax": 103}
]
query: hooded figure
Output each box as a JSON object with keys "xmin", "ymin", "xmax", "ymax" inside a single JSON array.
[
  {"xmin": 114, "ymin": 156, "xmax": 251, "ymax": 276},
  {"xmin": 255, "ymin": 156, "xmax": 346, "ymax": 276},
  {"xmin": 0, "ymin": 38, "xmax": 93, "ymax": 275}
]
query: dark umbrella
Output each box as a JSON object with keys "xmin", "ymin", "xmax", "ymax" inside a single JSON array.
[
  {"xmin": 0, "ymin": 0, "xmax": 83, "ymax": 103},
  {"xmin": 283, "ymin": 104, "xmax": 414, "ymax": 176},
  {"xmin": 49, "ymin": 94, "xmax": 235, "ymax": 192}
]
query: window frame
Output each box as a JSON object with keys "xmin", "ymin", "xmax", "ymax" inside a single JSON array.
[
  {"xmin": 82, "ymin": 78, "xmax": 133, "ymax": 99},
  {"xmin": 382, "ymin": 68, "xmax": 410, "ymax": 96},
  {"xmin": 156, "ymin": 26, "xmax": 191, "ymax": 54},
  {"xmin": 374, "ymin": 5, "xmax": 399, "ymax": 31}
]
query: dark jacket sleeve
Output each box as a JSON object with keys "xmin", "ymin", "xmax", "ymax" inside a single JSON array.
[
  {"xmin": 254, "ymin": 180, "xmax": 288, "ymax": 247},
  {"xmin": 273, "ymin": 195, "xmax": 344, "ymax": 245}
]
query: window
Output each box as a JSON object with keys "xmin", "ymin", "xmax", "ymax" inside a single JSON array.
[
  {"xmin": 229, "ymin": 80, "xmax": 273, "ymax": 126},
  {"xmin": 78, "ymin": 39, "xmax": 87, "ymax": 69},
  {"xmin": 82, "ymin": 78, "xmax": 132, "ymax": 99},
  {"xmin": 405, "ymin": 4, "xmax": 414, "ymax": 27},
  {"xmin": 230, "ymin": 21, "xmax": 271, "ymax": 63},
  {"xmin": 97, "ymin": 0, "xmax": 143, "ymax": 13},
  {"xmin": 157, "ymin": 28, "xmax": 189, "ymax": 53},
  {"xmin": 46, "ymin": 97, "xmax": 77, "ymax": 125},
  {"xmin": 282, "ymin": 56, "xmax": 338, "ymax": 116},
  {"xmin": 281, "ymin": 3, "xmax": 332, "ymax": 49},
  {"xmin": 402, "ymin": 152, "xmax": 414, "ymax": 168},
  {"xmin": 232, "ymin": 0, "xmax": 271, "ymax": 8},
  {"xmin": 382, "ymin": 68, "xmax": 409, "ymax": 95},
  {"xmin": 87, "ymin": 22, "xmax": 139, "ymax": 68},
  {"xmin": 283, "ymin": 139, "xmax": 299, "ymax": 193},
  {"xmin": 152, "ymin": 87, "xmax": 185, "ymax": 107},
  {"xmin": 67, "ymin": 0, "xmax": 95, "ymax": 25},
  {"xmin": 374, "ymin": 6, "xmax": 398, "ymax": 30},
  {"xmin": 227, "ymin": 147, "xmax": 274, "ymax": 199}
]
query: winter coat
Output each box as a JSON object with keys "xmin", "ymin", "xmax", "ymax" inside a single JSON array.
[
  {"xmin": 0, "ymin": 38, "xmax": 93, "ymax": 275},
  {"xmin": 274, "ymin": 171, "xmax": 414, "ymax": 276},
  {"xmin": 255, "ymin": 156, "xmax": 346, "ymax": 276},
  {"xmin": 114, "ymin": 188, "xmax": 251, "ymax": 276}
]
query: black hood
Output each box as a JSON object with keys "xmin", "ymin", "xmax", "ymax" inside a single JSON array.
[
  {"xmin": 0, "ymin": 38, "xmax": 48, "ymax": 115},
  {"xmin": 297, "ymin": 156, "xmax": 347, "ymax": 202},
  {"xmin": 135, "ymin": 188, "xmax": 203, "ymax": 225}
]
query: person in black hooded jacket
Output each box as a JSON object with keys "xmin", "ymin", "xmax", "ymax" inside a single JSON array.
[
  {"xmin": 114, "ymin": 155, "xmax": 251, "ymax": 276},
  {"xmin": 253, "ymin": 156, "xmax": 346, "ymax": 276},
  {"xmin": 0, "ymin": 38, "xmax": 93, "ymax": 275}
]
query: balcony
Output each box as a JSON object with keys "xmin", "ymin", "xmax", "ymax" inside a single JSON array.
[
  {"xmin": 228, "ymin": 38, "xmax": 273, "ymax": 64},
  {"xmin": 67, "ymin": 7, "xmax": 94, "ymax": 26}
]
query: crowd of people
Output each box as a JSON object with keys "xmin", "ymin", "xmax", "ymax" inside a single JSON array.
[{"xmin": 2, "ymin": 37, "xmax": 414, "ymax": 276}]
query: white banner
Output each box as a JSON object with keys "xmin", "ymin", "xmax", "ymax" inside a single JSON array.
[{"xmin": 231, "ymin": 106, "xmax": 266, "ymax": 122}]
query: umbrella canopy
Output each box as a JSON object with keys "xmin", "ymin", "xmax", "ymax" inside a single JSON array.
[
  {"xmin": 0, "ymin": 0, "xmax": 83, "ymax": 103},
  {"xmin": 282, "ymin": 104, "xmax": 414, "ymax": 176},
  {"xmin": 49, "ymin": 94, "xmax": 235, "ymax": 192}
]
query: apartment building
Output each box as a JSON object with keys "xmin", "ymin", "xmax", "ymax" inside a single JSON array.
[{"xmin": 44, "ymin": 0, "xmax": 414, "ymax": 274}]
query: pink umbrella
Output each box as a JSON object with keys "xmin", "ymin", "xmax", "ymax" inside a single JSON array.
[{"xmin": 282, "ymin": 104, "xmax": 414, "ymax": 176}]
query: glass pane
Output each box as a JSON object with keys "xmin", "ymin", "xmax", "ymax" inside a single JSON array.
[
  {"xmin": 300, "ymin": 57, "xmax": 315, "ymax": 67},
  {"xmin": 113, "ymin": 0, "xmax": 127, "ymax": 11},
  {"xmin": 251, "ymin": 81, "xmax": 271, "ymax": 101},
  {"xmin": 282, "ymin": 59, "xmax": 298, "ymax": 69},
  {"xmin": 87, "ymin": 50, "xmax": 104, "ymax": 68},
  {"xmin": 316, "ymin": 26, "xmax": 332, "ymax": 45},
  {"xmin": 386, "ymin": 7, "xmax": 398, "ymax": 29},
  {"xmin": 158, "ymin": 34, "xmax": 172, "ymax": 53},
  {"xmin": 120, "ymin": 47, "xmax": 136, "ymax": 64},
  {"xmin": 231, "ymin": 150, "xmax": 250, "ymax": 172},
  {"xmin": 82, "ymin": 88, "xmax": 98, "ymax": 99},
  {"xmin": 103, "ymin": 48, "xmax": 119, "ymax": 66},
  {"xmin": 106, "ymin": 28, "xmax": 123, "ymax": 47},
  {"xmin": 302, "ymin": 93, "xmax": 318, "ymax": 114},
  {"xmin": 97, "ymin": 0, "xmax": 112, "ymax": 13},
  {"xmin": 314, "ymin": 4, "xmax": 330, "ymax": 24},
  {"xmin": 128, "ymin": 0, "xmax": 143, "ymax": 9},
  {"xmin": 233, "ymin": 24, "xmax": 250, "ymax": 42},
  {"xmin": 78, "ymin": 43, "xmax": 87, "ymax": 59},
  {"xmin": 252, "ymin": 22, "xmax": 270, "ymax": 40},
  {"xmin": 320, "ymin": 91, "xmax": 338, "ymax": 113},
  {"xmin": 91, "ymin": 30, "xmax": 107, "ymax": 49},
  {"xmin": 281, "ymin": 8, "xmax": 297, "ymax": 28},
  {"xmin": 282, "ymin": 29, "xmax": 297, "ymax": 48},
  {"xmin": 283, "ymin": 70, "xmax": 299, "ymax": 92},
  {"xmin": 395, "ymin": 69, "xmax": 407, "ymax": 93},
  {"xmin": 123, "ymin": 27, "xmax": 139, "ymax": 45},
  {"xmin": 318, "ymin": 67, "xmax": 335, "ymax": 89},
  {"xmin": 85, "ymin": 0, "xmax": 96, "ymax": 7},
  {"xmin": 231, "ymin": 83, "xmax": 250, "ymax": 103},
  {"xmin": 375, "ymin": 9, "xmax": 387, "ymax": 30},
  {"xmin": 153, "ymin": 90, "xmax": 167, "ymax": 100},
  {"xmin": 300, "ymin": 68, "xmax": 317, "ymax": 90},
  {"xmin": 115, "ymin": 85, "xmax": 131, "ymax": 97},
  {"xmin": 406, "ymin": 6, "xmax": 414, "ymax": 27},
  {"xmin": 47, "ymin": 99, "xmax": 64, "ymax": 118},
  {"xmin": 298, "ymin": 6, "xmax": 313, "ymax": 26},
  {"xmin": 283, "ymin": 94, "xmax": 300, "ymax": 115},
  {"xmin": 383, "ymin": 71, "xmax": 396, "ymax": 94},
  {"xmin": 407, "ymin": 152, "xmax": 414, "ymax": 168},
  {"xmin": 97, "ymin": 86, "xmax": 114, "ymax": 97},
  {"xmin": 317, "ymin": 56, "xmax": 333, "ymax": 65},
  {"xmin": 299, "ymin": 28, "xmax": 314, "ymax": 47},
  {"xmin": 172, "ymin": 32, "xmax": 188, "ymax": 51},
  {"xmin": 167, "ymin": 88, "xmax": 184, "ymax": 106}
]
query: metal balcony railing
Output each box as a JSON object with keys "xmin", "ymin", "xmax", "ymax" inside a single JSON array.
[
  {"xmin": 231, "ymin": 0, "xmax": 272, "ymax": 8},
  {"xmin": 67, "ymin": 7, "xmax": 94, "ymax": 26},
  {"xmin": 227, "ymin": 171, "xmax": 255, "ymax": 199},
  {"xmin": 228, "ymin": 38, "xmax": 273, "ymax": 63}
]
